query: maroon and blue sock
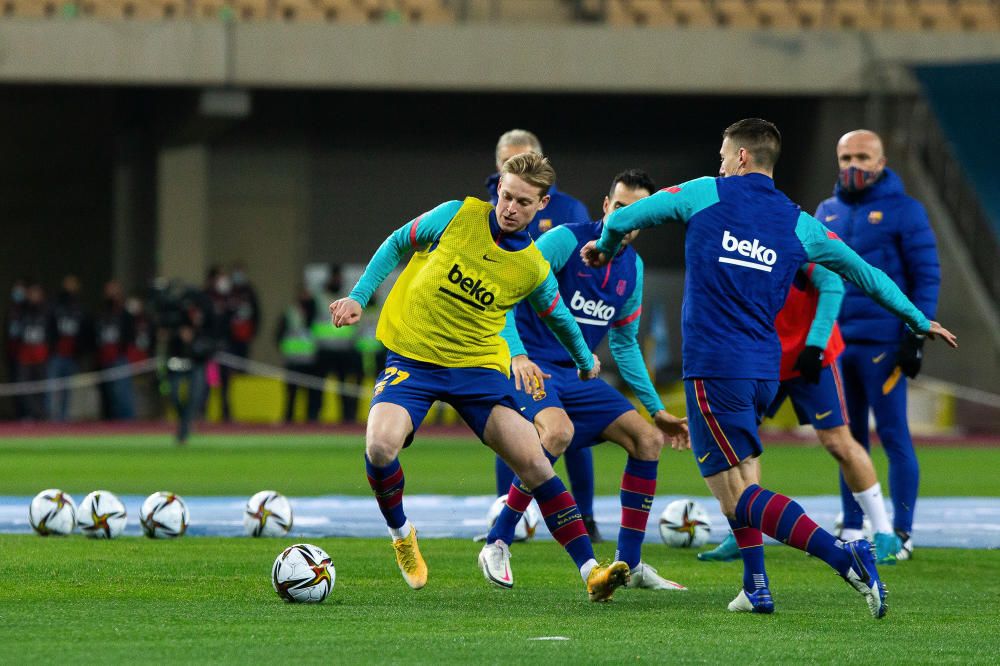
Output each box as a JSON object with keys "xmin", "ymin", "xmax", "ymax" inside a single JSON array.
[
  {"xmin": 533, "ymin": 475, "xmax": 594, "ymax": 569},
  {"xmin": 737, "ymin": 484, "xmax": 851, "ymax": 576},
  {"xmin": 365, "ymin": 455, "xmax": 406, "ymax": 529},
  {"xmin": 615, "ymin": 457, "xmax": 658, "ymax": 569},
  {"xmin": 729, "ymin": 518, "xmax": 768, "ymax": 592},
  {"xmin": 488, "ymin": 449, "xmax": 559, "ymax": 545},
  {"xmin": 564, "ymin": 447, "xmax": 595, "ymax": 518}
]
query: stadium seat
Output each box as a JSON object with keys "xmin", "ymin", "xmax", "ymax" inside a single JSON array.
[
  {"xmin": 618, "ymin": 0, "xmax": 676, "ymax": 26},
  {"xmin": 396, "ymin": 0, "xmax": 454, "ymax": 24},
  {"xmin": 955, "ymin": 0, "xmax": 1000, "ymax": 29},
  {"xmin": 314, "ymin": 0, "xmax": 368, "ymax": 21},
  {"xmin": 713, "ymin": 0, "xmax": 758, "ymax": 27},
  {"xmin": 78, "ymin": 0, "xmax": 187, "ymax": 19},
  {"xmin": 668, "ymin": 0, "xmax": 719, "ymax": 27},
  {"xmin": 881, "ymin": 0, "xmax": 962, "ymax": 29},
  {"xmin": 754, "ymin": 0, "xmax": 802, "ymax": 27},
  {"xmin": 274, "ymin": 0, "xmax": 325, "ymax": 20},
  {"xmin": 792, "ymin": 0, "xmax": 829, "ymax": 28},
  {"xmin": 1, "ymin": 0, "xmax": 66, "ymax": 17},
  {"xmin": 828, "ymin": 0, "xmax": 881, "ymax": 28}
]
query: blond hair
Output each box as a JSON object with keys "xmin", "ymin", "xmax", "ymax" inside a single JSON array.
[{"xmin": 500, "ymin": 152, "xmax": 556, "ymax": 198}]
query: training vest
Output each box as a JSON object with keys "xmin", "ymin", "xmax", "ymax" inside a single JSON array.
[
  {"xmin": 775, "ymin": 264, "xmax": 845, "ymax": 381},
  {"xmin": 281, "ymin": 306, "xmax": 317, "ymax": 364},
  {"xmin": 377, "ymin": 197, "xmax": 549, "ymax": 375}
]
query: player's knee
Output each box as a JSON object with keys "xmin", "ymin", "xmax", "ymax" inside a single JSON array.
[
  {"xmin": 365, "ymin": 433, "xmax": 405, "ymax": 467},
  {"xmin": 515, "ymin": 454, "xmax": 554, "ymax": 489},
  {"xmin": 632, "ymin": 429, "xmax": 663, "ymax": 461},
  {"xmin": 817, "ymin": 428, "xmax": 853, "ymax": 463},
  {"xmin": 539, "ymin": 422, "xmax": 573, "ymax": 455}
]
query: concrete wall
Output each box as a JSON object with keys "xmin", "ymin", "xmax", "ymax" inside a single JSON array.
[{"xmin": 1, "ymin": 18, "xmax": 999, "ymax": 94}]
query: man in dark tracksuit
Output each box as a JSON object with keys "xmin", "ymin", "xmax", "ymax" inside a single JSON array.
[
  {"xmin": 47, "ymin": 275, "xmax": 90, "ymax": 422},
  {"xmin": 816, "ymin": 130, "xmax": 941, "ymax": 561}
]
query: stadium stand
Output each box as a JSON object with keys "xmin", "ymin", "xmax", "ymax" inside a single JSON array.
[{"xmin": 1, "ymin": 0, "xmax": 999, "ymax": 31}]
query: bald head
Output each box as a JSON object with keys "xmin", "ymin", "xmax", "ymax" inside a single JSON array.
[{"xmin": 837, "ymin": 130, "xmax": 886, "ymax": 173}]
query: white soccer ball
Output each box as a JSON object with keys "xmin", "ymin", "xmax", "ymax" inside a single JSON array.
[
  {"xmin": 659, "ymin": 499, "xmax": 712, "ymax": 548},
  {"xmin": 244, "ymin": 490, "xmax": 293, "ymax": 537},
  {"xmin": 77, "ymin": 490, "xmax": 128, "ymax": 539},
  {"xmin": 833, "ymin": 512, "xmax": 873, "ymax": 540},
  {"xmin": 272, "ymin": 543, "xmax": 335, "ymax": 603},
  {"xmin": 485, "ymin": 495, "xmax": 540, "ymax": 542},
  {"xmin": 140, "ymin": 492, "xmax": 190, "ymax": 539},
  {"xmin": 29, "ymin": 489, "xmax": 77, "ymax": 536}
]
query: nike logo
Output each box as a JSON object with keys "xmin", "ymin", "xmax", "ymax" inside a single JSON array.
[
  {"xmin": 519, "ymin": 407, "xmax": 527, "ymax": 412},
  {"xmin": 872, "ymin": 352, "xmax": 887, "ymax": 364},
  {"xmin": 824, "ymin": 214, "xmax": 838, "ymax": 222},
  {"xmin": 482, "ymin": 254, "xmax": 500, "ymax": 263},
  {"xmin": 555, "ymin": 509, "xmax": 577, "ymax": 522},
  {"xmin": 501, "ymin": 565, "xmax": 511, "ymax": 582},
  {"xmin": 815, "ymin": 410, "xmax": 833, "ymax": 420},
  {"xmin": 697, "ymin": 452, "xmax": 710, "ymax": 463}
]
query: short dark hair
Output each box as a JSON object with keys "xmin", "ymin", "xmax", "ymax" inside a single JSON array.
[
  {"xmin": 609, "ymin": 168, "xmax": 656, "ymax": 198},
  {"xmin": 722, "ymin": 118, "xmax": 782, "ymax": 169}
]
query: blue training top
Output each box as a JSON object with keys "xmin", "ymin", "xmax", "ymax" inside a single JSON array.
[
  {"xmin": 596, "ymin": 174, "xmax": 931, "ymax": 381},
  {"xmin": 502, "ymin": 222, "xmax": 665, "ymax": 416}
]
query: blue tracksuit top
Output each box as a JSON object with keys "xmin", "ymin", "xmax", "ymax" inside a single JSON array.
[
  {"xmin": 595, "ymin": 174, "xmax": 931, "ymax": 381},
  {"xmin": 486, "ymin": 174, "xmax": 591, "ymax": 239},
  {"xmin": 815, "ymin": 168, "xmax": 940, "ymax": 344}
]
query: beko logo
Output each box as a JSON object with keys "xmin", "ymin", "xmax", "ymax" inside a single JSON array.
[{"xmin": 719, "ymin": 229, "xmax": 777, "ymax": 272}]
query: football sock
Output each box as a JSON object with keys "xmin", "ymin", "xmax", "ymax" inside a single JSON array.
[
  {"xmin": 615, "ymin": 457, "xmax": 658, "ymax": 569},
  {"xmin": 729, "ymin": 518, "xmax": 768, "ymax": 592},
  {"xmin": 388, "ymin": 521, "xmax": 412, "ymax": 540},
  {"xmin": 564, "ymin": 447, "xmax": 595, "ymax": 518},
  {"xmin": 488, "ymin": 450, "xmax": 559, "ymax": 545},
  {"xmin": 533, "ymin": 475, "xmax": 594, "ymax": 570},
  {"xmin": 494, "ymin": 456, "xmax": 516, "ymax": 497},
  {"xmin": 737, "ymin": 484, "xmax": 852, "ymax": 576},
  {"xmin": 852, "ymin": 482, "xmax": 892, "ymax": 534},
  {"xmin": 365, "ymin": 455, "xmax": 407, "ymax": 530}
]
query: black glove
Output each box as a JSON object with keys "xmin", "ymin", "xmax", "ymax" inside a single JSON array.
[
  {"xmin": 794, "ymin": 346, "xmax": 824, "ymax": 384},
  {"xmin": 898, "ymin": 332, "xmax": 925, "ymax": 379}
]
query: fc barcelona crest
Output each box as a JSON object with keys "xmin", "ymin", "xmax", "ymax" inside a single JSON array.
[
  {"xmin": 616, "ymin": 280, "xmax": 627, "ymax": 296},
  {"xmin": 868, "ymin": 210, "xmax": 883, "ymax": 224},
  {"xmin": 537, "ymin": 219, "xmax": 553, "ymax": 233}
]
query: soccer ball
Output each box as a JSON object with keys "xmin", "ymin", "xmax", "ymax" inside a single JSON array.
[
  {"xmin": 244, "ymin": 490, "xmax": 293, "ymax": 537},
  {"xmin": 140, "ymin": 492, "xmax": 190, "ymax": 539},
  {"xmin": 29, "ymin": 489, "xmax": 77, "ymax": 536},
  {"xmin": 485, "ymin": 495, "xmax": 540, "ymax": 542},
  {"xmin": 272, "ymin": 543, "xmax": 335, "ymax": 603},
  {"xmin": 833, "ymin": 512, "xmax": 873, "ymax": 540},
  {"xmin": 659, "ymin": 499, "xmax": 711, "ymax": 548},
  {"xmin": 77, "ymin": 490, "xmax": 128, "ymax": 539}
]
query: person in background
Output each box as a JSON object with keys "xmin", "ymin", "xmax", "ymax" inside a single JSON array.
[
  {"xmin": 221, "ymin": 261, "xmax": 260, "ymax": 422},
  {"xmin": 486, "ymin": 128, "xmax": 603, "ymax": 540},
  {"xmin": 94, "ymin": 279, "xmax": 135, "ymax": 420},
  {"xmin": 46, "ymin": 274, "xmax": 90, "ymax": 422},
  {"xmin": 204, "ymin": 266, "xmax": 232, "ymax": 420},
  {"xmin": 312, "ymin": 266, "xmax": 362, "ymax": 424},
  {"xmin": 276, "ymin": 285, "xmax": 320, "ymax": 423},
  {"xmin": 17, "ymin": 282, "xmax": 49, "ymax": 420},
  {"xmin": 815, "ymin": 129, "xmax": 941, "ymax": 561},
  {"xmin": 162, "ymin": 288, "xmax": 215, "ymax": 444},
  {"xmin": 4, "ymin": 278, "xmax": 28, "ymax": 419}
]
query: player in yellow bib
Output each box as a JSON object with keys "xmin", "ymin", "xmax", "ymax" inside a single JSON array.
[{"xmin": 330, "ymin": 153, "xmax": 632, "ymax": 601}]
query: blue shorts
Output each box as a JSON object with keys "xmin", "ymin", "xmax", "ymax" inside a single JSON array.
[
  {"xmin": 766, "ymin": 361, "xmax": 849, "ymax": 430},
  {"xmin": 512, "ymin": 361, "xmax": 636, "ymax": 451},
  {"xmin": 685, "ymin": 378, "xmax": 778, "ymax": 477},
  {"xmin": 370, "ymin": 352, "xmax": 519, "ymax": 441}
]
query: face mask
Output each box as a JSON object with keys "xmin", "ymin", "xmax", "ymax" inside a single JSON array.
[
  {"xmin": 11, "ymin": 287, "xmax": 25, "ymax": 303},
  {"xmin": 839, "ymin": 166, "xmax": 880, "ymax": 193}
]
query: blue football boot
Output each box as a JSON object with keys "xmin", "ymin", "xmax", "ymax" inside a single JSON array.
[
  {"xmin": 727, "ymin": 587, "xmax": 775, "ymax": 614},
  {"xmin": 842, "ymin": 539, "xmax": 888, "ymax": 619}
]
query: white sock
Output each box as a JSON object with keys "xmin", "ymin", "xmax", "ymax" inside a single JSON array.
[
  {"xmin": 389, "ymin": 521, "xmax": 412, "ymax": 540},
  {"xmin": 852, "ymin": 482, "xmax": 892, "ymax": 534},
  {"xmin": 580, "ymin": 558, "xmax": 598, "ymax": 581},
  {"xmin": 839, "ymin": 528, "xmax": 865, "ymax": 542}
]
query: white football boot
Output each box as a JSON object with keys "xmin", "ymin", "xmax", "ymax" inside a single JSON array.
[
  {"xmin": 626, "ymin": 562, "xmax": 687, "ymax": 590},
  {"xmin": 478, "ymin": 539, "xmax": 514, "ymax": 589}
]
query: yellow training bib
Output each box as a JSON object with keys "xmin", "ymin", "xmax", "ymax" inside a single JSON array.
[{"xmin": 377, "ymin": 197, "xmax": 549, "ymax": 375}]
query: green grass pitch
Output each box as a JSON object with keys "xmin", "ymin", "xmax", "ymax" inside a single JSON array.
[{"xmin": 1, "ymin": 434, "xmax": 998, "ymax": 663}]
